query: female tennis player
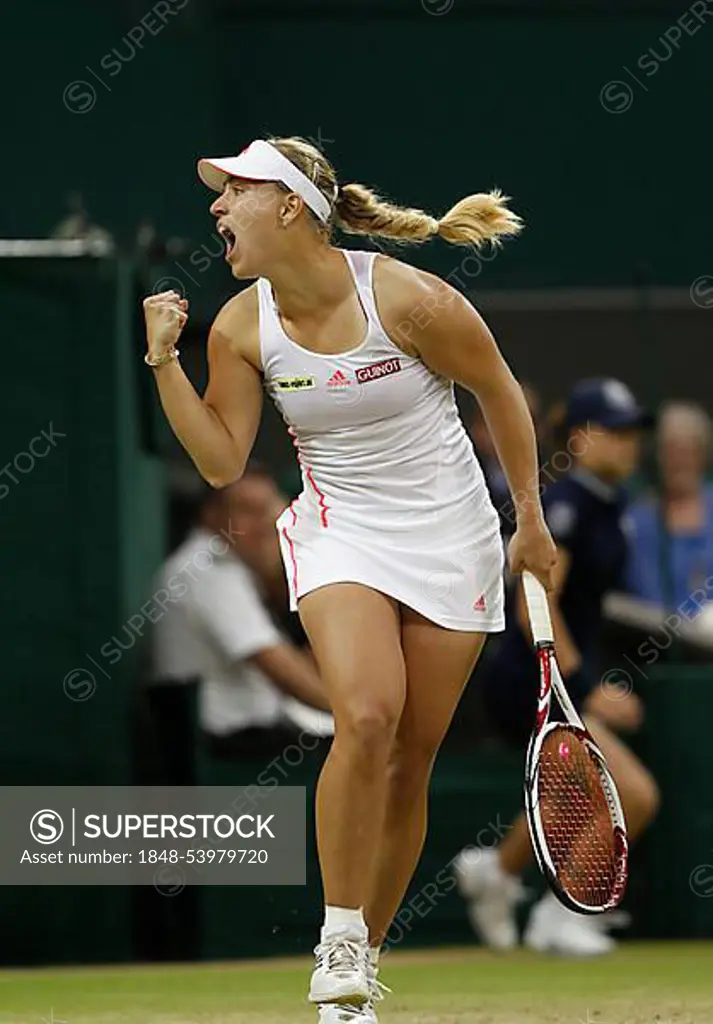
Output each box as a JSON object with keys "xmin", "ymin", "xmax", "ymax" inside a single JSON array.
[
  {"xmin": 143, "ymin": 136, "xmax": 556, "ymax": 1022},
  {"xmin": 454, "ymin": 378, "xmax": 660, "ymax": 957}
]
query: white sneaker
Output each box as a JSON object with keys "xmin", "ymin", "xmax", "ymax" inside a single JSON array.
[
  {"xmin": 367, "ymin": 956, "xmax": 390, "ymax": 1006},
  {"xmin": 453, "ymin": 847, "xmax": 524, "ymax": 951},
  {"xmin": 524, "ymin": 893, "xmax": 616, "ymax": 956},
  {"xmin": 309, "ymin": 927, "xmax": 370, "ymax": 1005},
  {"xmin": 316, "ymin": 957, "xmax": 388, "ymax": 1024},
  {"xmin": 595, "ymin": 908, "xmax": 632, "ymax": 934},
  {"xmin": 318, "ymin": 1004, "xmax": 378, "ymax": 1024}
]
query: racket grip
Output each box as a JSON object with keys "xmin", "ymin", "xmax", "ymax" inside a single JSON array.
[{"xmin": 522, "ymin": 571, "xmax": 554, "ymax": 646}]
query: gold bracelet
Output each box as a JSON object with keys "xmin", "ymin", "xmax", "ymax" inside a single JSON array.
[{"xmin": 145, "ymin": 348, "xmax": 180, "ymax": 368}]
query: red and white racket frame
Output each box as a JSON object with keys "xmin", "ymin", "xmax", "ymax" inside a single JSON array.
[{"xmin": 521, "ymin": 571, "xmax": 629, "ymax": 915}]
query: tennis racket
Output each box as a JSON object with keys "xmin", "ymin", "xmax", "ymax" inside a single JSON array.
[{"xmin": 521, "ymin": 570, "xmax": 628, "ymax": 914}]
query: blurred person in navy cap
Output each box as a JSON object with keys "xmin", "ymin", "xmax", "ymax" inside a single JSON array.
[{"xmin": 454, "ymin": 378, "xmax": 659, "ymax": 957}]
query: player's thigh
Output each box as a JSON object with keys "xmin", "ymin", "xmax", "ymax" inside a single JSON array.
[
  {"xmin": 397, "ymin": 606, "xmax": 487, "ymax": 759},
  {"xmin": 583, "ymin": 713, "xmax": 659, "ymax": 810},
  {"xmin": 298, "ymin": 583, "xmax": 407, "ymax": 726}
]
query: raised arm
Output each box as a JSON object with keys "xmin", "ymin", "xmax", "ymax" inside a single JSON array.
[
  {"xmin": 376, "ymin": 259, "xmax": 557, "ymax": 589},
  {"xmin": 252, "ymin": 644, "xmax": 331, "ymax": 713},
  {"xmin": 143, "ymin": 287, "xmax": 263, "ymax": 487}
]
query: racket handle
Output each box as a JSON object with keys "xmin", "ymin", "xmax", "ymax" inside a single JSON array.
[{"xmin": 522, "ymin": 571, "xmax": 554, "ymax": 646}]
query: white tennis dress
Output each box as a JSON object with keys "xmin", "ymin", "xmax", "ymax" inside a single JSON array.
[{"xmin": 259, "ymin": 249, "xmax": 505, "ymax": 632}]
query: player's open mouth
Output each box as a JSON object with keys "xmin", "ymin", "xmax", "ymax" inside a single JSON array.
[{"xmin": 218, "ymin": 224, "xmax": 237, "ymax": 259}]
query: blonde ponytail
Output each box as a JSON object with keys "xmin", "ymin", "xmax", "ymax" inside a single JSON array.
[
  {"xmin": 335, "ymin": 184, "xmax": 523, "ymax": 248},
  {"xmin": 266, "ymin": 136, "xmax": 523, "ymax": 248},
  {"xmin": 437, "ymin": 190, "xmax": 523, "ymax": 247}
]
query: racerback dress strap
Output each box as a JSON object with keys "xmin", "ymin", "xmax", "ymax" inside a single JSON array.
[
  {"xmin": 341, "ymin": 249, "xmax": 381, "ymax": 333},
  {"xmin": 258, "ymin": 249, "xmax": 383, "ymax": 369},
  {"xmin": 256, "ymin": 275, "xmax": 285, "ymax": 371}
]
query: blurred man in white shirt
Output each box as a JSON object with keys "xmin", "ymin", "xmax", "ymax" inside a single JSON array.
[{"xmin": 151, "ymin": 463, "xmax": 332, "ymax": 760}]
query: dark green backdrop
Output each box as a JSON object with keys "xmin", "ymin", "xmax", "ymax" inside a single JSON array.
[
  {"xmin": 0, "ymin": 256, "xmax": 165, "ymax": 963},
  {"xmin": 2, "ymin": 0, "xmax": 713, "ymax": 965},
  {"xmin": 4, "ymin": 0, "xmax": 712, "ymax": 294}
]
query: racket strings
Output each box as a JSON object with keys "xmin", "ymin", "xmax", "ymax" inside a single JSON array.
[{"xmin": 537, "ymin": 726, "xmax": 620, "ymax": 907}]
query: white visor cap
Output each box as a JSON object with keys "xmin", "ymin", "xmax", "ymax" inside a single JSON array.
[{"xmin": 197, "ymin": 140, "xmax": 332, "ymax": 224}]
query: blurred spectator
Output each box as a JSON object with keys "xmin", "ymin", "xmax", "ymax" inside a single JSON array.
[
  {"xmin": 625, "ymin": 401, "xmax": 713, "ymax": 613},
  {"xmin": 150, "ymin": 462, "xmax": 332, "ymax": 761},
  {"xmin": 51, "ymin": 190, "xmax": 114, "ymax": 250},
  {"xmin": 455, "ymin": 378, "xmax": 657, "ymax": 957}
]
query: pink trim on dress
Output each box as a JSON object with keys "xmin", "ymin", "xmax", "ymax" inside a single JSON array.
[
  {"xmin": 282, "ymin": 500, "xmax": 299, "ymax": 595},
  {"xmin": 288, "ymin": 426, "xmax": 329, "ymax": 528}
]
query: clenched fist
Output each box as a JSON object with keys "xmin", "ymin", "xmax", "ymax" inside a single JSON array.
[{"xmin": 143, "ymin": 290, "xmax": 189, "ymax": 361}]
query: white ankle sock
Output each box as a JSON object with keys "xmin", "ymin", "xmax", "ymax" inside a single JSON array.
[
  {"xmin": 322, "ymin": 905, "xmax": 367, "ymax": 937},
  {"xmin": 369, "ymin": 946, "xmax": 380, "ymax": 967},
  {"xmin": 491, "ymin": 850, "xmax": 511, "ymax": 881},
  {"xmin": 467, "ymin": 847, "xmax": 502, "ymax": 883}
]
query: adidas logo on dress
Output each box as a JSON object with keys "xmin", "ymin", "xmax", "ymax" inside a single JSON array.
[
  {"xmin": 326, "ymin": 370, "xmax": 355, "ymax": 388},
  {"xmin": 473, "ymin": 594, "xmax": 487, "ymax": 612}
]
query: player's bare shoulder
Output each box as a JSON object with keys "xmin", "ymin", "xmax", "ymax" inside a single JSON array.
[
  {"xmin": 371, "ymin": 254, "xmax": 462, "ymax": 356},
  {"xmin": 208, "ymin": 283, "xmax": 262, "ymax": 371}
]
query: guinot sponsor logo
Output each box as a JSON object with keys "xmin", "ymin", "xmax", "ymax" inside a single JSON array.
[{"xmin": 355, "ymin": 358, "xmax": 402, "ymax": 384}]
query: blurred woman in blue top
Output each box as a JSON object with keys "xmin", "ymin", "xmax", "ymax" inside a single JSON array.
[{"xmin": 626, "ymin": 402, "xmax": 713, "ymax": 614}]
